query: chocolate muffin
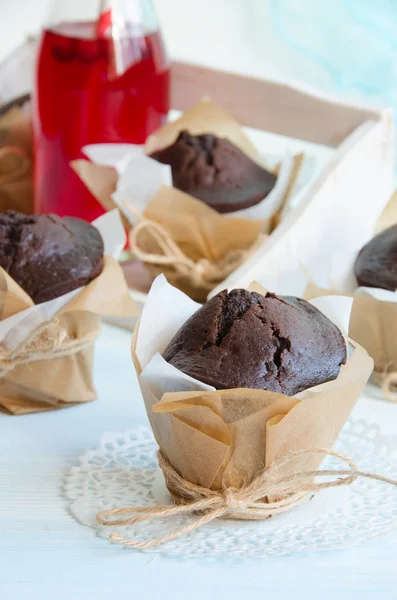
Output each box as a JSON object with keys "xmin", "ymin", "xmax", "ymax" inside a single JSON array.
[
  {"xmin": 150, "ymin": 130, "xmax": 277, "ymax": 213},
  {"xmin": 0, "ymin": 211, "xmax": 104, "ymax": 304},
  {"xmin": 163, "ymin": 289, "xmax": 347, "ymax": 396},
  {"xmin": 355, "ymin": 224, "xmax": 397, "ymax": 291}
]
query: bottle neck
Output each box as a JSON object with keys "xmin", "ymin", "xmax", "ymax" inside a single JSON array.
[{"xmin": 46, "ymin": 0, "xmax": 159, "ymax": 36}]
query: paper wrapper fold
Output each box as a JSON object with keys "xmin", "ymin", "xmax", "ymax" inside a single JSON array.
[
  {"xmin": 131, "ymin": 276, "xmax": 373, "ymax": 500},
  {"xmin": 130, "ymin": 185, "xmax": 267, "ymax": 302},
  {"xmin": 0, "ymin": 211, "xmax": 138, "ymax": 415},
  {"xmin": 74, "ymin": 99, "xmax": 303, "ymax": 301},
  {"xmin": 0, "ymin": 311, "xmax": 100, "ymax": 415}
]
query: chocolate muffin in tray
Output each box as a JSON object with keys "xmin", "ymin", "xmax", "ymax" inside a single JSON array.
[
  {"xmin": 150, "ymin": 130, "xmax": 277, "ymax": 214},
  {"xmin": 0, "ymin": 210, "xmax": 104, "ymax": 304}
]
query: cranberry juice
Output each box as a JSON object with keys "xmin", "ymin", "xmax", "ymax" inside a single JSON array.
[{"xmin": 33, "ymin": 22, "xmax": 170, "ymax": 220}]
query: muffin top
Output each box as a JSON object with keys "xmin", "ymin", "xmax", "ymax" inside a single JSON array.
[
  {"xmin": 163, "ymin": 288, "xmax": 347, "ymax": 396},
  {"xmin": 355, "ymin": 224, "xmax": 397, "ymax": 291},
  {"xmin": 0, "ymin": 211, "xmax": 104, "ymax": 304},
  {"xmin": 150, "ymin": 130, "xmax": 277, "ymax": 213}
]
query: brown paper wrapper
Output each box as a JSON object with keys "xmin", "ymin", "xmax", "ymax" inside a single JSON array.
[
  {"xmin": 70, "ymin": 160, "xmax": 133, "ymax": 230},
  {"xmin": 144, "ymin": 186, "xmax": 265, "ymax": 263},
  {"xmin": 0, "ymin": 105, "xmax": 33, "ymax": 214},
  {"xmin": 143, "ymin": 99, "xmax": 302, "ymax": 225},
  {"xmin": 0, "ymin": 256, "xmax": 137, "ymax": 415},
  {"xmin": 134, "ymin": 185, "xmax": 266, "ymax": 301},
  {"xmin": 131, "ymin": 319, "xmax": 373, "ymax": 496},
  {"xmin": 73, "ymin": 100, "xmax": 303, "ymax": 302}
]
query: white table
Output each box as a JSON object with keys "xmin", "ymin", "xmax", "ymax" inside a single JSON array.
[{"xmin": 1, "ymin": 324, "xmax": 397, "ymax": 600}]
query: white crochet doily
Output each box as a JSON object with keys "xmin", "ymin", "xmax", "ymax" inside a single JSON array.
[{"xmin": 65, "ymin": 419, "xmax": 397, "ymax": 557}]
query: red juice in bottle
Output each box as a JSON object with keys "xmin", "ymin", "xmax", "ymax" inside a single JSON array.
[{"xmin": 33, "ymin": 20, "xmax": 170, "ymax": 220}]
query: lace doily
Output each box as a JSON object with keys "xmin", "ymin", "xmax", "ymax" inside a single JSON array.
[{"xmin": 65, "ymin": 419, "xmax": 397, "ymax": 557}]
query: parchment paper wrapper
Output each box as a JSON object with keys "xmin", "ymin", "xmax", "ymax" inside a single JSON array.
[
  {"xmin": 131, "ymin": 275, "xmax": 373, "ymax": 497},
  {"xmin": 128, "ymin": 185, "xmax": 268, "ymax": 301},
  {"xmin": 0, "ymin": 210, "xmax": 138, "ymax": 415},
  {"xmin": 74, "ymin": 100, "xmax": 303, "ymax": 301},
  {"xmin": 141, "ymin": 99, "xmax": 298, "ymax": 221},
  {"xmin": 0, "ymin": 103, "xmax": 33, "ymax": 215},
  {"xmin": 83, "ymin": 99, "xmax": 299, "ymax": 223}
]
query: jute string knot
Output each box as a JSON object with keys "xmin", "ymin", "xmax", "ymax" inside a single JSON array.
[
  {"xmin": 96, "ymin": 448, "xmax": 397, "ymax": 550},
  {"xmin": 223, "ymin": 488, "xmax": 247, "ymax": 512},
  {"xmin": 0, "ymin": 146, "xmax": 31, "ymax": 185},
  {"xmin": 126, "ymin": 201, "xmax": 263, "ymax": 291},
  {"xmin": 0, "ymin": 316, "xmax": 100, "ymax": 377}
]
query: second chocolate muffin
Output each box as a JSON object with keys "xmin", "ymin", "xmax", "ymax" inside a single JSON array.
[
  {"xmin": 0, "ymin": 211, "xmax": 104, "ymax": 304},
  {"xmin": 163, "ymin": 289, "xmax": 347, "ymax": 396},
  {"xmin": 150, "ymin": 130, "xmax": 277, "ymax": 213},
  {"xmin": 355, "ymin": 224, "xmax": 397, "ymax": 291}
]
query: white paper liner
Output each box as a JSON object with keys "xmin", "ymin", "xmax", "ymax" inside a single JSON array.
[
  {"xmin": 136, "ymin": 275, "xmax": 352, "ymax": 402},
  {"xmin": 113, "ymin": 154, "xmax": 172, "ymax": 220},
  {"xmin": 83, "ymin": 143, "xmax": 295, "ymax": 223},
  {"xmin": 92, "ymin": 208, "xmax": 126, "ymax": 259},
  {"xmin": 0, "ymin": 209, "xmax": 126, "ymax": 349},
  {"xmin": 82, "ymin": 143, "xmax": 142, "ymax": 174}
]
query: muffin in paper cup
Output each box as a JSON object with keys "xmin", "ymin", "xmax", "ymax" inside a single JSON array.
[
  {"xmin": 130, "ymin": 275, "xmax": 372, "ymax": 496},
  {"xmin": 73, "ymin": 100, "xmax": 303, "ymax": 302},
  {"xmin": 0, "ymin": 209, "xmax": 137, "ymax": 414}
]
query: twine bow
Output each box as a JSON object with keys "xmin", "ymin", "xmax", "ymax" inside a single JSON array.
[
  {"xmin": 0, "ymin": 146, "xmax": 30, "ymax": 185},
  {"xmin": 97, "ymin": 448, "xmax": 397, "ymax": 550},
  {"xmin": 126, "ymin": 201, "xmax": 264, "ymax": 293},
  {"xmin": 0, "ymin": 316, "xmax": 100, "ymax": 377},
  {"xmin": 130, "ymin": 218, "xmax": 258, "ymax": 291}
]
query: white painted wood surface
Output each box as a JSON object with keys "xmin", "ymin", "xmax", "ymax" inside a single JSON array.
[{"xmin": 1, "ymin": 324, "xmax": 397, "ymax": 600}]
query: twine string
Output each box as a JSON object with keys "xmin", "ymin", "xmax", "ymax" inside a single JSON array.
[
  {"xmin": 0, "ymin": 146, "xmax": 31, "ymax": 184},
  {"xmin": 97, "ymin": 448, "xmax": 397, "ymax": 550},
  {"xmin": 373, "ymin": 363, "xmax": 397, "ymax": 403},
  {"xmin": 383, "ymin": 372, "xmax": 397, "ymax": 402},
  {"xmin": 0, "ymin": 316, "xmax": 100, "ymax": 377},
  {"xmin": 125, "ymin": 200, "xmax": 263, "ymax": 290}
]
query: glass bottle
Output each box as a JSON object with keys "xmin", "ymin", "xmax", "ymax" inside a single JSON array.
[{"xmin": 33, "ymin": 0, "xmax": 170, "ymax": 220}]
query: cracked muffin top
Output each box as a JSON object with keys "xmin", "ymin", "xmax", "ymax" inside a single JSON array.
[
  {"xmin": 149, "ymin": 130, "xmax": 277, "ymax": 214},
  {"xmin": 354, "ymin": 224, "xmax": 397, "ymax": 291},
  {"xmin": 0, "ymin": 211, "xmax": 104, "ymax": 304},
  {"xmin": 163, "ymin": 289, "xmax": 347, "ymax": 396}
]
